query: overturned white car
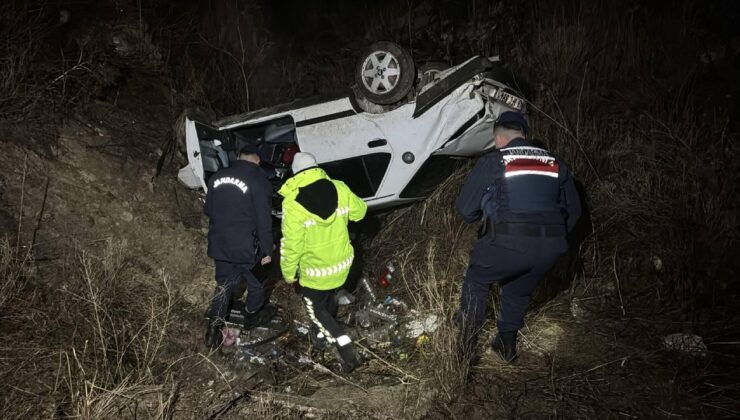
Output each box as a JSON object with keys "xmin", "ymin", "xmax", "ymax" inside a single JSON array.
[{"xmin": 177, "ymin": 42, "xmax": 528, "ymax": 211}]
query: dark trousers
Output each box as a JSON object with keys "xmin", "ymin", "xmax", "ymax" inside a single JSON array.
[
  {"xmin": 208, "ymin": 260, "xmax": 264, "ymax": 322},
  {"xmin": 459, "ymin": 234, "xmax": 567, "ymax": 334},
  {"xmin": 301, "ymin": 287, "xmax": 352, "ymax": 347}
]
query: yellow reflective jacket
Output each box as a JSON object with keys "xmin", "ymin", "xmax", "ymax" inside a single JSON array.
[{"xmin": 278, "ymin": 168, "xmax": 367, "ymax": 290}]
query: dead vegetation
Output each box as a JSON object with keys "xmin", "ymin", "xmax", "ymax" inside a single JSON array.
[
  {"xmin": 361, "ymin": 0, "xmax": 739, "ymax": 417},
  {"xmin": 0, "ymin": 10, "xmax": 48, "ymax": 119},
  {"xmin": 0, "ymin": 235, "xmax": 179, "ymax": 419},
  {"xmin": 0, "ymin": 4, "xmax": 162, "ymax": 158},
  {"xmin": 517, "ymin": 1, "xmax": 739, "ymax": 322},
  {"xmin": 0, "ymin": 0, "xmax": 738, "ymax": 418}
]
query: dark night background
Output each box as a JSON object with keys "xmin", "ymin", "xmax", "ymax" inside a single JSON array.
[{"xmin": 1, "ymin": 0, "xmax": 739, "ymax": 418}]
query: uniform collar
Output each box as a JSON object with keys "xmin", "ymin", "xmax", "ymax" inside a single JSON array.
[
  {"xmin": 232, "ymin": 159, "xmax": 260, "ymax": 169},
  {"xmin": 506, "ymin": 137, "xmax": 529, "ymax": 147}
]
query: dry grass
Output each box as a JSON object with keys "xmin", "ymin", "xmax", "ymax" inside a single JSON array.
[
  {"xmin": 404, "ymin": 246, "xmax": 470, "ymax": 400},
  {"xmin": 364, "ymin": 168, "xmax": 475, "ymax": 404},
  {"xmin": 1, "ymin": 5, "xmax": 152, "ymax": 156},
  {"xmin": 0, "ymin": 238, "xmax": 178, "ymax": 419},
  {"xmin": 164, "ymin": 1, "xmax": 275, "ymax": 115},
  {"xmin": 0, "ymin": 238, "xmax": 31, "ymax": 312},
  {"xmin": 0, "ymin": 10, "xmax": 49, "ymax": 119},
  {"xmin": 360, "ymin": 0, "xmax": 739, "ymax": 416},
  {"xmin": 515, "ymin": 1, "xmax": 738, "ymax": 316}
]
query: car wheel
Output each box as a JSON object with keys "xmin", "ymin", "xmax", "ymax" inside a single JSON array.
[
  {"xmin": 416, "ymin": 61, "xmax": 449, "ymax": 93},
  {"xmin": 355, "ymin": 41, "xmax": 415, "ymax": 105}
]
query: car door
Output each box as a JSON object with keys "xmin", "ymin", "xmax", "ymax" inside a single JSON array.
[
  {"xmin": 294, "ymin": 113, "xmax": 392, "ymax": 200},
  {"xmin": 178, "ymin": 116, "xmax": 232, "ymax": 191}
]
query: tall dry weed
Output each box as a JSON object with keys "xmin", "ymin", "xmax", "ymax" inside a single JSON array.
[
  {"xmin": 0, "ymin": 238, "xmax": 31, "ymax": 311},
  {"xmin": 0, "ymin": 10, "xmax": 49, "ymax": 119},
  {"xmin": 0, "ymin": 238, "xmax": 177, "ymax": 419},
  {"xmin": 514, "ymin": 1, "xmax": 738, "ymax": 317},
  {"xmin": 361, "ymin": 0, "xmax": 738, "ymax": 414}
]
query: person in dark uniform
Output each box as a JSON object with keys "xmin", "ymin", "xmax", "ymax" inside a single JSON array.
[
  {"xmin": 455, "ymin": 111, "xmax": 582, "ymax": 363},
  {"xmin": 204, "ymin": 144, "xmax": 276, "ymax": 350}
]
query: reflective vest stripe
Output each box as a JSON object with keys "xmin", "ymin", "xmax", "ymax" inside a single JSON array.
[{"xmin": 302, "ymin": 254, "xmax": 354, "ymax": 278}]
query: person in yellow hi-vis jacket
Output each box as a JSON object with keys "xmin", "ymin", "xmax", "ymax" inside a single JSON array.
[{"xmin": 279, "ymin": 152, "xmax": 367, "ymax": 372}]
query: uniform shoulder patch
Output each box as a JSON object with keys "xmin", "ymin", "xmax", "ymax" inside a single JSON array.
[{"xmin": 501, "ymin": 146, "xmax": 559, "ymax": 178}]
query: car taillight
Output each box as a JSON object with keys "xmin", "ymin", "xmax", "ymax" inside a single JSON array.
[{"xmin": 281, "ymin": 144, "xmax": 299, "ymax": 164}]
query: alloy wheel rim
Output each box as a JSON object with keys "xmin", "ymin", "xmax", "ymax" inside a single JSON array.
[{"xmin": 361, "ymin": 50, "xmax": 401, "ymax": 94}]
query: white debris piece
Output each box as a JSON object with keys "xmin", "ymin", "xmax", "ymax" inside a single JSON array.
[
  {"xmin": 405, "ymin": 314, "xmax": 439, "ymax": 338},
  {"xmin": 570, "ymin": 298, "xmax": 585, "ymax": 319},
  {"xmin": 249, "ymin": 355, "xmax": 266, "ymax": 365},
  {"xmin": 663, "ymin": 333, "xmax": 708, "ymax": 356},
  {"xmin": 335, "ymin": 290, "xmax": 356, "ymax": 306},
  {"xmin": 651, "ymin": 255, "xmax": 663, "ymax": 272}
]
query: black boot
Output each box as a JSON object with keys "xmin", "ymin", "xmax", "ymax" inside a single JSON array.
[
  {"xmin": 243, "ymin": 303, "xmax": 278, "ymax": 330},
  {"xmin": 491, "ymin": 331, "xmax": 518, "ymax": 363},
  {"xmin": 309, "ymin": 326, "xmax": 329, "ymax": 352},
  {"xmin": 337, "ymin": 343, "xmax": 361, "ymax": 373},
  {"xmin": 205, "ymin": 319, "xmax": 223, "ymax": 350}
]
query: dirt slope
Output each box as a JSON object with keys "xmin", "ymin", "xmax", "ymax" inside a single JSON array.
[
  {"xmin": 0, "ymin": 67, "xmax": 230, "ymax": 417},
  {"xmin": 1, "ymin": 71, "xmax": 210, "ymax": 299}
]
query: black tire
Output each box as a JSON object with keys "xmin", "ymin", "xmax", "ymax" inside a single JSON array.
[
  {"xmin": 355, "ymin": 41, "xmax": 415, "ymax": 105},
  {"xmin": 416, "ymin": 61, "xmax": 449, "ymax": 93}
]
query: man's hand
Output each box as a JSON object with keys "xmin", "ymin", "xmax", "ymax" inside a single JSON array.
[{"xmin": 260, "ymin": 256, "xmax": 272, "ymax": 265}]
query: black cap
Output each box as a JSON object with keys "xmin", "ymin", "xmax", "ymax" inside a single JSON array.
[
  {"xmin": 495, "ymin": 111, "xmax": 529, "ymax": 135},
  {"xmin": 239, "ymin": 144, "xmax": 260, "ymax": 155}
]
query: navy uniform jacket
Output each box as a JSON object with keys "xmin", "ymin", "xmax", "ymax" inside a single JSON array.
[
  {"xmin": 204, "ymin": 160, "xmax": 273, "ymax": 264},
  {"xmin": 456, "ymin": 138, "xmax": 581, "ymax": 232}
]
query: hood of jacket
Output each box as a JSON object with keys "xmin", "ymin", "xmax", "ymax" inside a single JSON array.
[{"xmin": 279, "ymin": 167, "xmax": 338, "ymax": 226}]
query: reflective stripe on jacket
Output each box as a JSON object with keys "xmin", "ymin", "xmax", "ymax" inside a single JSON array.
[
  {"xmin": 456, "ymin": 138, "xmax": 582, "ymax": 231},
  {"xmin": 278, "ymin": 167, "xmax": 367, "ymax": 290}
]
